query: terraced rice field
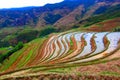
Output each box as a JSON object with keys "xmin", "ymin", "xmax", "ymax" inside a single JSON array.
[
  {"xmin": 0, "ymin": 32, "xmax": 120, "ymax": 79},
  {"xmin": 39, "ymin": 32, "xmax": 120, "ymax": 65}
]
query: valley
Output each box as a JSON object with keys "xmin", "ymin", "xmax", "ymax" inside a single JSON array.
[{"xmin": 0, "ymin": 0, "xmax": 120, "ymax": 79}]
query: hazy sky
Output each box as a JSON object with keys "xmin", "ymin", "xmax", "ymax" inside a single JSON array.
[{"xmin": 0, "ymin": 0, "xmax": 64, "ymax": 9}]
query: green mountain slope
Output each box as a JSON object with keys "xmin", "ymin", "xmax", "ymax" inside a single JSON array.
[
  {"xmin": 79, "ymin": 4, "xmax": 120, "ymax": 27},
  {"xmin": 0, "ymin": 0, "xmax": 119, "ymax": 30},
  {"xmin": 0, "ymin": 1, "xmax": 120, "ymax": 79},
  {"xmin": 0, "ymin": 29, "xmax": 120, "ymax": 79}
]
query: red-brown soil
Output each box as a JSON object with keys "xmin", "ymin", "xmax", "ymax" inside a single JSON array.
[
  {"xmin": 90, "ymin": 35, "xmax": 96, "ymax": 52},
  {"xmin": 87, "ymin": 18, "xmax": 120, "ymax": 32},
  {"xmin": 57, "ymin": 36, "xmax": 78, "ymax": 63},
  {"xmin": 6, "ymin": 44, "xmax": 36, "ymax": 72},
  {"xmin": 76, "ymin": 50, "xmax": 120, "ymax": 75},
  {"xmin": 103, "ymin": 34, "xmax": 109, "ymax": 48},
  {"xmin": 4, "ymin": 74, "xmax": 120, "ymax": 80},
  {"xmin": 28, "ymin": 35, "xmax": 56, "ymax": 66}
]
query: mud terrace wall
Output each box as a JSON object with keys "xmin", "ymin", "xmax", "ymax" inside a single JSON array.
[{"xmin": 0, "ymin": 32, "xmax": 120, "ymax": 79}]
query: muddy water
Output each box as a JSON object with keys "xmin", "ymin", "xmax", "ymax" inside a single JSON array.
[
  {"xmin": 47, "ymin": 38, "xmax": 60, "ymax": 61},
  {"xmin": 90, "ymin": 32, "xmax": 108, "ymax": 55},
  {"xmin": 74, "ymin": 33, "xmax": 84, "ymax": 42},
  {"xmin": 104, "ymin": 32, "xmax": 120, "ymax": 53},
  {"xmin": 60, "ymin": 35, "xmax": 69, "ymax": 56},
  {"xmin": 56, "ymin": 36, "xmax": 65, "ymax": 58},
  {"xmin": 43, "ymin": 32, "xmax": 120, "ymax": 64},
  {"xmin": 74, "ymin": 33, "xmax": 95, "ymax": 58},
  {"xmin": 68, "ymin": 32, "xmax": 120, "ymax": 64}
]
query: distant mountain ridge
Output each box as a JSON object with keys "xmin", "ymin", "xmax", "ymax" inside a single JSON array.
[{"xmin": 0, "ymin": 0, "xmax": 120, "ymax": 30}]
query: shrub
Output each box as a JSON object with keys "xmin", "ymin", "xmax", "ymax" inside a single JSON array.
[
  {"xmin": 39, "ymin": 26, "xmax": 57, "ymax": 37},
  {"xmin": 17, "ymin": 30, "xmax": 39, "ymax": 42},
  {"xmin": 44, "ymin": 14, "xmax": 62, "ymax": 24},
  {"xmin": 113, "ymin": 28, "xmax": 120, "ymax": 32},
  {"xmin": 72, "ymin": 25, "xmax": 80, "ymax": 28},
  {"xmin": 0, "ymin": 42, "xmax": 23, "ymax": 63},
  {"xmin": 82, "ymin": 4, "xmax": 120, "ymax": 27}
]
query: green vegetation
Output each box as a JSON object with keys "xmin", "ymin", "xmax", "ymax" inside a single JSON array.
[
  {"xmin": 0, "ymin": 47, "xmax": 10, "ymax": 53},
  {"xmin": 17, "ymin": 30, "xmax": 38, "ymax": 42},
  {"xmin": 70, "ymin": 39, "xmax": 73, "ymax": 46},
  {"xmin": 0, "ymin": 47, "xmax": 8, "ymax": 51},
  {"xmin": 39, "ymin": 26, "xmax": 57, "ymax": 37},
  {"xmin": 47, "ymin": 67, "xmax": 73, "ymax": 74},
  {"xmin": 0, "ymin": 26, "xmax": 57, "ymax": 48},
  {"xmin": 17, "ymin": 49, "xmax": 34, "ymax": 68},
  {"xmin": 72, "ymin": 25, "xmax": 80, "ymax": 29},
  {"xmin": 113, "ymin": 27, "xmax": 120, "ymax": 32},
  {"xmin": 100, "ymin": 71, "xmax": 120, "ymax": 77},
  {"xmin": 83, "ymin": 4, "xmax": 120, "ymax": 27},
  {"xmin": 0, "ymin": 31, "xmax": 120, "ymax": 79},
  {"xmin": 0, "ymin": 42, "xmax": 23, "ymax": 63},
  {"xmin": 0, "ymin": 36, "xmax": 47, "ymax": 72},
  {"xmin": 0, "ymin": 2, "xmax": 120, "ymax": 78},
  {"xmin": 44, "ymin": 13, "xmax": 62, "ymax": 24},
  {"xmin": 0, "ymin": 46, "xmax": 28, "ymax": 72}
]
